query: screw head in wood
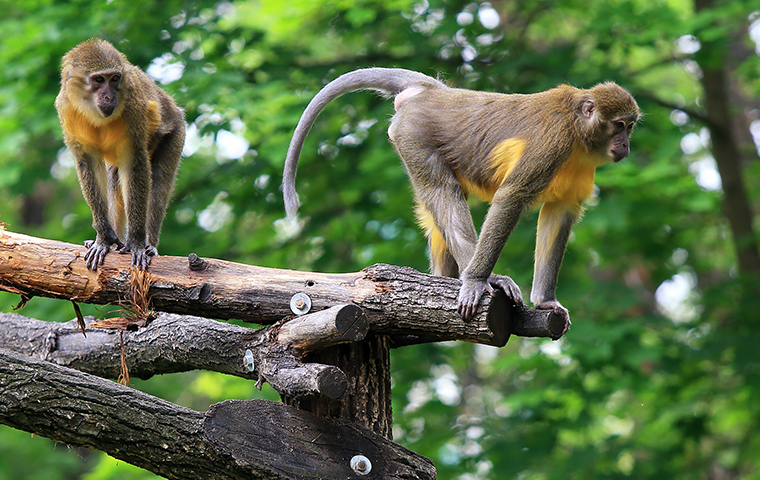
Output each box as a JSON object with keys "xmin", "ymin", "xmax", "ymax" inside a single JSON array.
[
  {"xmin": 289, "ymin": 292, "xmax": 312, "ymax": 315},
  {"xmin": 350, "ymin": 455, "xmax": 372, "ymax": 475},
  {"xmin": 243, "ymin": 349, "xmax": 255, "ymax": 372}
]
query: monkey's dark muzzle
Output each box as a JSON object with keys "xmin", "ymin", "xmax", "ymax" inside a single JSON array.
[
  {"xmin": 99, "ymin": 104, "xmax": 116, "ymax": 117},
  {"xmin": 611, "ymin": 146, "xmax": 629, "ymax": 162},
  {"xmin": 97, "ymin": 91, "xmax": 118, "ymax": 117}
]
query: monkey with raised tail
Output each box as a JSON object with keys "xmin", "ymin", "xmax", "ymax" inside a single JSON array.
[
  {"xmin": 283, "ymin": 68, "xmax": 641, "ymax": 329},
  {"xmin": 56, "ymin": 38, "xmax": 185, "ymax": 270}
]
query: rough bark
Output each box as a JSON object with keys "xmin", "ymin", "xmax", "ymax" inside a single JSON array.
[
  {"xmin": 205, "ymin": 398, "xmax": 435, "ymax": 479},
  {"xmin": 0, "ymin": 348, "xmax": 435, "ymax": 479},
  {"xmin": 0, "ymin": 311, "xmax": 260, "ymax": 380}
]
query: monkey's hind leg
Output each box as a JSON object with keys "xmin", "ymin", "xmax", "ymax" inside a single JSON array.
[
  {"xmin": 145, "ymin": 125, "xmax": 184, "ymax": 255},
  {"xmin": 415, "ymin": 203, "xmax": 458, "ymax": 277},
  {"xmin": 107, "ymin": 165, "xmax": 126, "ymax": 244},
  {"xmin": 405, "ymin": 152, "xmax": 479, "ymax": 270}
]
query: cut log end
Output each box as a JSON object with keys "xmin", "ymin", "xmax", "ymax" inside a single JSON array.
[
  {"xmin": 484, "ymin": 289, "xmax": 513, "ymax": 347},
  {"xmin": 547, "ymin": 311, "xmax": 571, "ymax": 340},
  {"xmin": 334, "ymin": 304, "xmax": 369, "ymax": 341},
  {"xmin": 316, "ymin": 366, "xmax": 348, "ymax": 399}
]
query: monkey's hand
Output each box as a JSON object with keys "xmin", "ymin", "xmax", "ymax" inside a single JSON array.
[
  {"xmin": 83, "ymin": 234, "xmax": 123, "ymax": 270},
  {"xmin": 457, "ymin": 277, "xmax": 493, "ymax": 320},
  {"xmin": 488, "ymin": 274, "xmax": 523, "ymax": 305},
  {"xmin": 533, "ymin": 299, "xmax": 571, "ymax": 337},
  {"xmin": 118, "ymin": 242, "xmax": 157, "ymax": 270}
]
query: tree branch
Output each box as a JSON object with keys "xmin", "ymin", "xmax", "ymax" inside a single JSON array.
[
  {"xmin": 0, "ymin": 348, "xmax": 435, "ymax": 480},
  {"xmin": 632, "ymin": 89, "xmax": 714, "ymax": 128}
]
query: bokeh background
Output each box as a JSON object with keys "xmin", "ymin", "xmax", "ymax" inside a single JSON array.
[{"xmin": 1, "ymin": 0, "xmax": 760, "ymax": 478}]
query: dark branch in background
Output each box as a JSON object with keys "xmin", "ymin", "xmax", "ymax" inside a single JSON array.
[
  {"xmin": 691, "ymin": 0, "xmax": 760, "ymax": 275},
  {"xmin": 0, "ymin": 348, "xmax": 435, "ymax": 480},
  {"xmin": 633, "ymin": 89, "xmax": 713, "ymax": 127}
]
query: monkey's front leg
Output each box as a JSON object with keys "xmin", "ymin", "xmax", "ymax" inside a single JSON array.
[
  {"xmin": 530, "ymin": 201, "xmax": 582, "ymax": 335},
  {"xmin": 458, "ymin": 187, "xmax": 527, "ymax": 319},
  {"xmin": 118, "ymin": 150, "xmax": 154, "ymax": 269},
  {"xmin": 145, "ymin": 124, "xmax": 184, "ymax": 249},
  {"xmin": 84, "ymin": 235, "xmax": 123, "ymax": 269}
]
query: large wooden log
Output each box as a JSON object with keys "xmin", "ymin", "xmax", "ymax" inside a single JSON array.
[{"xmin": 0, "ymin": 229, "xmax": 568, "ymax": 344}]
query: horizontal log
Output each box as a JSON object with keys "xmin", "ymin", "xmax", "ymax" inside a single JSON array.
[
  {"xmin": 0, "ymin": 348, "xmax": 435, "ymax": 479},
  {"xmin": 0, "ymin": 311, "xmax": 259, "ymax": 380},
  {"xmin": 1, "ymin": 229, "xmax": 567, "ymax": 345},
  {"xmin": 0, "ymin": 311, "xmax": 356, "ymax": 399},
  {"xmin": 265, "ymin": 364, "xmax": 348, "ymax": 399},
  {"xmin": 277, "ymin": 304, "xmax": 369, "ymax": 351},
  {"xmin": 206, "ymin": 399, "xmax": 435, "ymax": 479}
]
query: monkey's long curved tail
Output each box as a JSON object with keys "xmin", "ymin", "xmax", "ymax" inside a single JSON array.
[{"xmin": 282, "ymin": 67, "xmax": 447, "ymax": 219}]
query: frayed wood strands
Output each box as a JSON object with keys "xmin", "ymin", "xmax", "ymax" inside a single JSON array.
[
  {"xmin": 90, "ymin": 268, "xmax": 156, "ymax": 330},
  {"xmin": 89, "ymin": 268, "xmax": 156, "ymax": 385}
]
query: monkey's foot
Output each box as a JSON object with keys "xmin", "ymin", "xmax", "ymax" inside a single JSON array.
[
  {"xmin": 488, "ymin": 274, "xmax": 523, "ymax": 305},
  {"xmin": 457, "ymin": 277, "xmax": 493, "ymax": 320},
  {"xmin": 118, "ymin": 242, "xmax": 157, "ymax": 270},
  {"xmin": 534, "ymin": 300, "xmax": 571, "ymax": 338},
  {"xmin": 83, "ymin": 239, "xmax": 118, "ymax": 270}
]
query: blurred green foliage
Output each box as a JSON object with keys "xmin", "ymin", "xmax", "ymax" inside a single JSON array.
[{"xmin": 1, "ymin": 0, "xmax": 760, "ymax": 478}]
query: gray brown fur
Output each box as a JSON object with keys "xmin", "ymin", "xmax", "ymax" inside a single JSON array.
[{"xmin": 282, "ymin": 68, "xmax": 640, "ymax": 322}]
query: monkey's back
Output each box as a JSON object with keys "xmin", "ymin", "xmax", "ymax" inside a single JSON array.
[{"xmin": 391, "ymin": 87, "xmax": 575, "ymax": 195}]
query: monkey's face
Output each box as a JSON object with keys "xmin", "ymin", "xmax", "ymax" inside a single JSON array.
[
  {"xmin": 608, "ymin": 118, "xmax": 636, "ymax": 162},
  {"xmin": 86, "ymin": 69, "xmax": 122, "ymax": 117}
]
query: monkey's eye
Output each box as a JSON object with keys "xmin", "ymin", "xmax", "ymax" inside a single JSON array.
[
  {"xmin": 111, "ymin": 74, "xmax": 121, "ymax": 83},
  {"xmin": 613, "ymin": 121, "xmax": 626, "ymax": 133},
  {"xmin": 93, "ymin": 75, "xmax": 105, "ymax": 84}
]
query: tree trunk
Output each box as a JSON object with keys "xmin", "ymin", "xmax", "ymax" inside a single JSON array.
[
  {"xmin": 282, "ymin": 334, "xmax": 394, "ymax": 438},
  {"xmin": 694, "ymin": 0, "xmax": 760, "ymax": 276}
]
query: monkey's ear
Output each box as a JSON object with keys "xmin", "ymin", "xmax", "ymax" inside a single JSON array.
[{"xmin": 581, "ymin": 99, "xmax": 595, "ymax": 120}]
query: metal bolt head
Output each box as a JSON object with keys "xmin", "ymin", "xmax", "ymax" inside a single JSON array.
[
  {"xmin": 350, "ymin": 455, "xmax": 372, "ymax": 475},
  {"xmin": 243, "ymin": 349, "xmax": 255, "ymax": 372},
  {"xmin": 290, "ymin": 293, "xmax": 312, "ymax": 315}
]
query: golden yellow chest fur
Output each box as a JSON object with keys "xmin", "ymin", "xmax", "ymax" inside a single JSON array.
[
  {"xmin": 61, "ymin": 106, "xmax": 130, "ymax": 166},
  {"xmin": 537, "ymin": 146, "xmax": 601, "ymax": 205},
  {"xmin": 460, "ymin": 138, "xmax": 605, "ymax": 206},
  {"xmin": 60, "ymin": 101, "xmax": 161, "ymax": 167}
]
